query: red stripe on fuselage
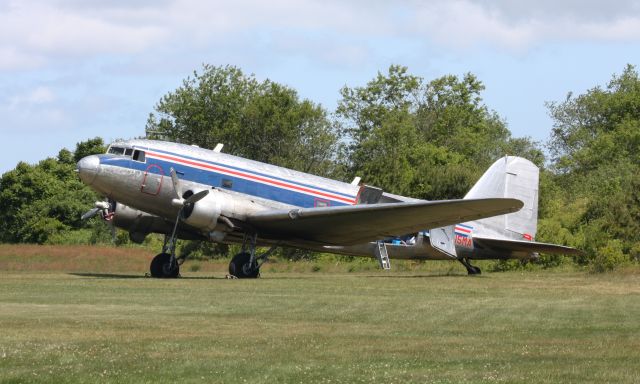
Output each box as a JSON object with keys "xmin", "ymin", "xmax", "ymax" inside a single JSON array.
[
  {"xmin": 146, "ymin": 151, "xmax": 357, "ymax": 204},
  {"xmin": 455, "ymin": 226, "xmax": 472, "ymax": 234}
]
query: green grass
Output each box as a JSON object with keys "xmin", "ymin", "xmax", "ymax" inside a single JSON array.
[{"xmin": 0, "ymin": 245, "xmax": 639, "ymax": 383}]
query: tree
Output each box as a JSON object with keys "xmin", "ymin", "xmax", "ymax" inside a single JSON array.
[
  {"xmin": 146, "ymin": 64, "xmax": 340, "ymax": 177},
  {"xmin": 543, "ymin": 64, "xmax": 640, "ymax": 268},
  {"xmin": 337, "ymin": 65, "xmax": 541, "ymax": 199},
  {"xmin": 73, "ymin": 137, "xmax": 106, "ymax": 163},
  {"xmin": 0, "ymin": 139, "xmax": 105, "ymax": 244},
  {"xmin": 548, "ymin": 64, "xmax": 640, "ymax": 174}
]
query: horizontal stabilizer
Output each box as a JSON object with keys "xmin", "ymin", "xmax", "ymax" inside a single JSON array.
[
  {"xmin": 247, "ymin": 198, "xmax": 523, "ymax": 245},
  {"xmin": 473, "ymin": 237, "xmax": 582, "ymax": 255}
]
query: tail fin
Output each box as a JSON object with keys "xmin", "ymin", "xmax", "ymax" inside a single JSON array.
[{"xmin": 464, "ymin": 156, "xmax": 539, "ymax": 241}]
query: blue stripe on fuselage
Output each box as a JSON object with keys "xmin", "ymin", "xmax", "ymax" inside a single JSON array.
[
  {"xmin": 99, "ymin": 155, "xmax": 351, "ymax": 208},
  {"xmin": 139, "ymin": 146, "xmax": 355, "ymax": 200}
]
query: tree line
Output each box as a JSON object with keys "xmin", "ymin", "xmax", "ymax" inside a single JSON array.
[{"xmin": 2, "ymin": 64, "xmax": 639, "ymax": 271}]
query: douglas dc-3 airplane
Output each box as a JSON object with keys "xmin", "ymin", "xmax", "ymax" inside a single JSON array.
[{"xmin": 77, "ymin": 139, "xmax": 579, "ymax": 278}]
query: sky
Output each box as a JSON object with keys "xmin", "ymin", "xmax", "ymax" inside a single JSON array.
[{"xmin": 2, "ymin": 0, "xmax": 640, "ymax": 174}]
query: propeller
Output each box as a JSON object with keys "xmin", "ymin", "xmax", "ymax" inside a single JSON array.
[
  {"xmin": 186, "ymin": 189, "xmax": 209, "ymax": 204},
  {"xmin": 169, "ymin": 167, "xmax": 209, "ymax": 207},
  {"xmin": 80, "ymin": 207, "xmax": 101, "ymax": 221},
  {"xmin": 170, "ymin": 167, "xmax": 183, "ymax": 202},
  {"xmin": 81, "ymin": 199, "xmax": 117, "ymax": 242},
  {"xmin": 81, "ymin": 201, "xmax": 111, "ymax": 221}
]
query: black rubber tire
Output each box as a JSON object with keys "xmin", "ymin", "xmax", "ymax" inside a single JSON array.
[
  {"xmin": 150, "ymin": 252, "xmax": 180, "ymax": 278},
  {"xmin": 228, "ymin": 252, "xmax": 259, "ymax": 279}
]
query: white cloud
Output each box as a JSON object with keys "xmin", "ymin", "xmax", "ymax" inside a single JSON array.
[
  {"xmin": 1, "ymin": 0, "xmax": 639, "ymax": 72},
  {"xmin": 410, "ymin": 1, "xmax": 538, "ymax": 50},
  {"xmin": 7, "ymin": 86, "xmax": 56, "ymax": 110},
  {"xmin": 471, "ymin": 0, "xmax": 640, "ymax": 24},
  {"xmin": 0, "ymin": 0, "xmax": 166, "ymax": 69},
  {"xmin": 0, "ymin": 0, "xmax": 397, "ymax": 71},
  {"xmin": 406, "ymin": 0, "xmax": 640, "ymax": 51},
  {"xmin": 0, "ymin": 85, "xmax": 71, "ymax": 135},
  {"xmin": 0, "ymin": 47, "xmax": 45, "ymax": 71}
]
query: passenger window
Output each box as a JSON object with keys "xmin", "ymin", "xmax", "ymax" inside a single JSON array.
[
  {"xmin": 125, "ymin": 148, "xmax": 133, "ymax": 156},
  {"xmin": 133, "ymin": 150, "xmax": 146, "ymax": 162},
  {"xmin": 222, "ymin": 179, "xmax": 233, "ymax": 188}
]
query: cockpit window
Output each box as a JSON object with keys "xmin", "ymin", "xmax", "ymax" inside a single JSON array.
[
  {"xmin": 107, "ymin": 146, "xmax": 138, "ymax": 158},
  {"xmin": 133, "ymin": 150, "xmax": 146, "ymax": 163},
  {"xmin": 108, "ymin": 146, "xmax": 125, "ymax": 155}
]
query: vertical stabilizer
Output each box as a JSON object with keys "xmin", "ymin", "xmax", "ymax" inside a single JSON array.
[{"xmin": 464, "ymin": 156, "xmax": 539, "ymax": 241}]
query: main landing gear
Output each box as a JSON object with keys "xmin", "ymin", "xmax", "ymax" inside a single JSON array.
[
  {"xmin": 149, "ymin": 233, "xmax": 184, "ymax": 278},
  {"xmin": 150, "ymin": 251, "xmax": 180, "ymax": 278},
  {"xmin": 149, "ymin": 230, "xmax": 277, "ymax": 279},
  {"xmin": 459, "ymin": 257, "xmax": 482, "ymax": 275},
  {"xmin": 149, "ymin": 168, "xmax": 211, "ymax": 278},
  {"xmin": 228, "ymin": 234, "xmax": 278, "ymax": 279}
]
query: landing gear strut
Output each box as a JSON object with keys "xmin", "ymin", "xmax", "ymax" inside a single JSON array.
[
  {"xmin": 459, "ymin": 257, "xmax": 482, "ymax": 275},
  {"xmin": 148, "ymin": 167, "xmax": 209, "ymax": 278},
  {"xmin": 228, "ymin": 234, "xmax": 278, "ymax": 279}
]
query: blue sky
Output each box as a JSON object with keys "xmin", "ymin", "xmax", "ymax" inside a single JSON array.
[{"xmin": 2, "ymin": 0, "xmax": 640, "ymax": 174}]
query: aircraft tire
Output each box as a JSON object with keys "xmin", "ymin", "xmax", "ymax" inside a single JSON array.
[
  {"xmin": 229, "ymin": 252, "xmax": 259, "ymax": 279},
  {"xmin": 150, "ymin": 252, "xmax": 180, "ymax": 278}
]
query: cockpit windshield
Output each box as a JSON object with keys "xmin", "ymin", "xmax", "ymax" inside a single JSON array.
[
  {"xmin": 107, "ymin": 146, "xmax": 126, "ymax": 155},
  {"xmin": 106, "ymin": 144, "xmax": 146, "ymax": 163}
]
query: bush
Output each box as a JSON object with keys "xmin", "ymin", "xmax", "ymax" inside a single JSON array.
[
  {"xmin": 46, "ymin": 229, "xmax": 94, "ymax": 245},
  {"xmin": 592, "ymin": 239, "xmax": 627, "ymax": 273},
  {"xmin": 179, "ymin": 240, "xmax": 229, "ymax": 260}
]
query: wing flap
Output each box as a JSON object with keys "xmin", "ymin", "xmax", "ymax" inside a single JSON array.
[{"xmin": 246, "ymin": 198, "xmax": 523, "ymax": 245}]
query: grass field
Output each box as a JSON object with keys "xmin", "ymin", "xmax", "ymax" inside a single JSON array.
[{"xmin": 0, "ymin": 245, "xmax": 639, "ymax": 383}]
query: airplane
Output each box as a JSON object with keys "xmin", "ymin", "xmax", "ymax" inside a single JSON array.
[{"xmin": 77, "ymin": 139, "xmax": 579, "ymax": 278}]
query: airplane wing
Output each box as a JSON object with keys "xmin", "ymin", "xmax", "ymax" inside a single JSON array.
[
  {"xmin": 473, "ymin": 237, "xmax": 582, "ymax": 255},
  {"xmin": 245, "ymin": 198, "xmax": 523, "ymax": 245}
]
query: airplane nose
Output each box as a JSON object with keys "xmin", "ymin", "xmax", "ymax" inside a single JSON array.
[{"xmin": 77, "ymin": 155, "xmax": 100, "ymax": 185}]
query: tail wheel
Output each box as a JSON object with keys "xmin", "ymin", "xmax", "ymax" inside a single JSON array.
[
  {"xmin": 150, "ymin": 252, "xmax": 180, "ymax": 278},
  {"xmin": 229, "ymin": 252, "xmax": 259, "ymax": 279}
]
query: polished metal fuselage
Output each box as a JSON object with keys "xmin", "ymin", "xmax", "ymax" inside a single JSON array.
[{"xmin": 77, "ymin": 139, "xmax": 535, "ymax": 261}]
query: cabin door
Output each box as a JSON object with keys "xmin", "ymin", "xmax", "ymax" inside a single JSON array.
[
  {"xmin": 141, "ymin": 164, "xmax": 164, "ymax": 195},
  {"xmin": 430, "ymin": 225, "xmax": 457, "ymax": 258}
]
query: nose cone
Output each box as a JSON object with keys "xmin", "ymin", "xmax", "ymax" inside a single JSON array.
[{"xmin": 77, "ymin": 155, "xmax": 100, "ymax": 185}]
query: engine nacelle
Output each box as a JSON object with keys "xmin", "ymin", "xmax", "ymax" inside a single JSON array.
[
  {"xmin": 111, "ymin": 202, "xmax": 200, "ymax": 243},
  {"xmin": 112, "ymin": 203, "xmax": 166, "ymax": 232},
  {"xmin": 180, "ymin": 189, "xmax": 233, "ymax": 232}
]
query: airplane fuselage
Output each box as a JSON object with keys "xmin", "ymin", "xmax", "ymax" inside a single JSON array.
[{"xmin": 77, "ymin": 139, "xmax": 541, "ymax": 269}]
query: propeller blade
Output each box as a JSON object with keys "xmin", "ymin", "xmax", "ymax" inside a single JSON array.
[
  {"xmin": 81, "ymin": 207, "xmax": 101, "ymax": 221},
  {"xmin": 170, "ymin": 167, "xmax": 182, "ymax": 200},
  {"xmin": 95, "ymin": 201, "xmax": 110, "ymax": 210},
  {"xmin": 185, "ymin": 189, "xmax": 209, "ymax": 204}
]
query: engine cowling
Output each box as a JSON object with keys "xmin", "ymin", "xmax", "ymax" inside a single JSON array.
[
  {"xmin": 180, "ymin": 189, "xmax": 232, "ymax": 232},
  {"xmin": 111, "ymin": 203, "xmax": 172, "ymax": 241},
  {"xmin": 111, "ymin": 202, "xmax": 203, "ymax": 243}
]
